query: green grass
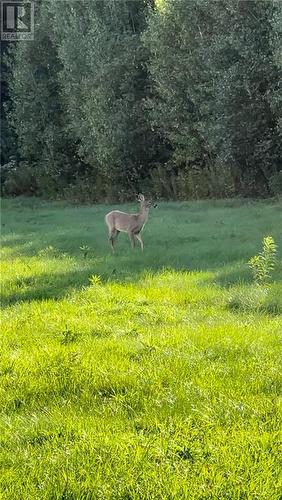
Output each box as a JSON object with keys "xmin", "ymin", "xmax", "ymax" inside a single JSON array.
[{"xmin": 1, "ymin": 197, "xmax": 282, "ymax": 499}]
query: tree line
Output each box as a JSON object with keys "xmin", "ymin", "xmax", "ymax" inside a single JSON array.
[{"xmin": 1, "ymin": 0, "xmax": 282, "ymax": 201}]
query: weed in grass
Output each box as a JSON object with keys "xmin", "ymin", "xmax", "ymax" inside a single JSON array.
[
  {"xmin": 59, "ymin": 327, "xmax": 79, "ymax": 345},
  {"xmin": 248, "ymin": 236, "xmax": 278, "ymax": 284},
  {"xmin": 79, "ymin": 244, "xmax": 91, "ymax": 259}
]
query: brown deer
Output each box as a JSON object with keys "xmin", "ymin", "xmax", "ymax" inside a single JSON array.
[{"xmin": 105, "ymin": 194, "xmax": 157, "ymax": 253}]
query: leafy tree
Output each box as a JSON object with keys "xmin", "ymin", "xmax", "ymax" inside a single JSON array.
[
  {"xmin": 4, "ymin": 0, "xmax": 282, "ymax": 199},
  {"xmin": 1, "ymin": 41, "xmax": 17, "ymax": 167},
  {"xmin": 49, "ymin": 0, "xmax": 157, "ymax": 198},
  {"xmin": 7, "ymin": 1, "xmax": 76, "ymax": 193},
  {"xmin": 267, "ymin": 2, "xmax": 282, "ymax": 195},
  {"xmin": 204, "ymin": 0, "xmax": 281, "ymax": 196},
  {"xmin": 145, "ymin": 0, "xmax": 281, "ymax": 196},
  {"xmin": 144, "ymin": 0, "xmax": 213, "ymax": 172},
  {"xmin": 270, "ymin": 2, "xmax": 282, "ymax": 137}
]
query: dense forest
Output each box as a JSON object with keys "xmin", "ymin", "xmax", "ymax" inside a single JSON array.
[{"xmin": 1, "ymin": 0, "xmax": 282, "ymax": 202}]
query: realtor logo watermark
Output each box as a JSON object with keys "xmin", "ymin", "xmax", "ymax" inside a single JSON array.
[{"xmin": 1, "ymin": 1, "xmax": 34, "ymax": 40}]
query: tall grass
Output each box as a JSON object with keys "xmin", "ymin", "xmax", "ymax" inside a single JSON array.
[{"xmin": 1, "ymin": 197, "xmax": 281, "ymax": 499}]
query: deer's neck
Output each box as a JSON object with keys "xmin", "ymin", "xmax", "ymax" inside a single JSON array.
[{"xmin": 138, "ymin": 206, "xmax": 149, "ymax": 225}]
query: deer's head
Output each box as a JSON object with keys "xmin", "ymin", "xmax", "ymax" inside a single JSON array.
[{"xmin": 137, "ymin": 193, "xmax": 158, "ymax": 209}]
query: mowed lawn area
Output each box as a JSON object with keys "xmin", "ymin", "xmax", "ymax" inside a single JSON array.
[{"xmin": 1, "ymin": 197, "xmax": 281, "ymax": 499}]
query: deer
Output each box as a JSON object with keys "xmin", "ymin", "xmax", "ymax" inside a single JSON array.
[{"xmin": 105, "ymin": 194, "xmax": 157, "ymax": 253}]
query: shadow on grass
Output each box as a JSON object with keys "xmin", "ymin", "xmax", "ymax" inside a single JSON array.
[
  {"xmin": 213, "ymin": 263, "xmax": 252, "ymax": 287},
  {"xmin": 3, "ymin": 262, "xmax": 281, "ymax": 318},
  {"xmin": 1, "ymin": 268, "xmax": 96, "ymax": 308},
  {"xmin": 1, "ymin": 256, "xmax": 204, "ymax": 309},
  {"xmin": 2, "ymin": 229, "xmax": 281, "ymax": 311},
  {"xmin": 0, "ymin": 257, "xmax": 191, "ymax": 309},
  {"xmin": 211, "ymin": 257, "xmax": 282, "ymax": 288},
  {"xmin": 226, "ymin": 282, "xmax": 282, "ymax": 316}
]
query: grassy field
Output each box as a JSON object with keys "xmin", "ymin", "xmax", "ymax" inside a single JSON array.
[{"xmin": 1, "ymin": 197, "xmax": 282, "ymax": 499}]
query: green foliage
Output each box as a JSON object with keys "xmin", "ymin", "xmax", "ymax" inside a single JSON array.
[
  {"xmin": 269, "ymin": 2, "xmax": 282, "ymax": 138},
  {"xmin": 144, "ymin": 0, "xmax": 212, "ymax": 172},
  {"xmin": 203, "ymin": 0, "xmax": 281, "ymax": 196},
  {"xmin": 1, "ymin": 160, "xmax": 37, "ymax": 196},
  {"xmin": 249, "ymin": 236, "xmax": 278, "ymax": 284},
  {"xmin": 145, "ymin": 0, "xmax": 282, "ymax": 197},
  {"xmin": 89, "ymin": 274, "xmax": 102, "ymax": 286},
  {"xmin": 149, "ymin": 163, "xmax": 235, "ymax": 200},
  {"xmin": 0, "ymin": 199, "xmax": 281, "ymax": 498},
  {"xmin": 1, "ymin": 41, "xmax": 17, "ymax": 165},
  {"xmin": 79, "ymin": 244, "xmax": 90, "ymax": 259},
  {"xmin": 0, "ymin": 116, "xmax": 16, "ymax": 166},
  {"xmin": 227, "ymin": 282, "xmax": 282, "ymax": 315},
  {"xmin": 6, "ymin": 2, "xmax": 78, "ymax": 193},
  {"xmin": 48, "ymin": 0, "xmax": 156, "ymax": 189},
  {"xmin": 59, "ymin": 326, "xmax": 78, "ymax": 345},
  {"xmin": 4, "ymin": 0, "xmax": 282, "ymax": 200},
  {"xmin": 269, "ymin": 171, "xmax": 282, "ymax": 196}
]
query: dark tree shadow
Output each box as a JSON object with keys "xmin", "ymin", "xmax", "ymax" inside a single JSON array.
[{"xmin": 1, "ymin": 268, "xmax": 96, "ymax": 308}]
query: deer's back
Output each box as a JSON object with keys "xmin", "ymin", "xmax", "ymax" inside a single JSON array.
[{"xmin": 105, "ymin": 210, "xmax": 143, "ymax": 233}]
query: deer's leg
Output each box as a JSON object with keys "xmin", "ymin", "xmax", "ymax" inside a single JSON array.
[
  {"xmin": 135, "ymin": 233, "xmax": 144, "ymax": 252},
  {"xmin": 128, "ymin": 232, "xmax": 135, "ymax": 249},
  {"xmin": 109, "ymin": 229, "xmax": 119, "ymax": 253}
]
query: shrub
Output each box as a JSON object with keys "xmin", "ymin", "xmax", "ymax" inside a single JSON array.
[
  {"xmin": 1, "ymin": 160, "xmax": 38, "ymax": 196},
  {"xmin": 269, "ymin": 171, "xmax": 282, "ymax": 196},
  {"xmin": 248, "ymin": 236, "xmax": 278, "ymax": 284},
  {"xmin": 147, "ymin": 163, "xmax": 235, "ymax": 200}
]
